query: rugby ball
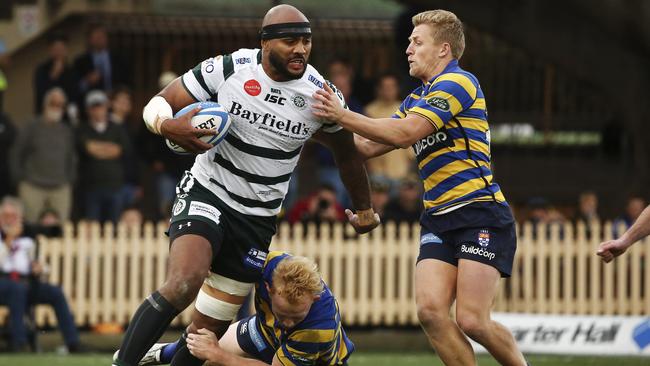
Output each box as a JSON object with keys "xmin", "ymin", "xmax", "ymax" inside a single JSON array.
[{"xmin": 165, "ymin": 101, "xmax": 231, "ymax": 154}]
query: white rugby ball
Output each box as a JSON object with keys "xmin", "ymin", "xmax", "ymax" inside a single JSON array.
[{"xmin": 165, "ymin": 101, "xmax": 231, "ymax": 154}]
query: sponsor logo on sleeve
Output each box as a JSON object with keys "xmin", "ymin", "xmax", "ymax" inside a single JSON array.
[
  {"xmin": 426, "ymin": 96, "xmax": 451, "ymax": 112},
  {"xmin": 235, "ymin": 57, "xmax": 252, "ymax": 65},
  {"xmin": 188, "ymin": 201, "xmax": 221, "ymax": 224}
]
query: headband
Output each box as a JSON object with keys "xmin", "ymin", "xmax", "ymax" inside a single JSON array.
[{"xmin": 260, "ymin": 22, "xmax": 312, "ymax": 40}]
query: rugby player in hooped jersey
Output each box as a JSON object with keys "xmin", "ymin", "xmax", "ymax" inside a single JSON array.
[
  {"xmin": 113, "ymin": 5, "xmax": 379, "ymax": 366},
  {"xmin": 314, "ymin": 10, "xmax": 527, "ymax": 366}
]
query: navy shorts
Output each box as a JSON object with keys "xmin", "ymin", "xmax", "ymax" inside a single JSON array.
[
  {"xmin": 417, "ymin": 202, "xmax": 517, "ymax": 277},
  {"xmin": 236, "ymin": 315, "xmax": 275, "ymax": 364},
  {"xmin": 167, "ymin": 172, "xmax": 277, "ymax": 283}
]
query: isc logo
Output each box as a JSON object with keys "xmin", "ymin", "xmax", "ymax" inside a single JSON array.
[{"xmin": 264, "ymin": 93, "xmax": 286, "ymax": 105}]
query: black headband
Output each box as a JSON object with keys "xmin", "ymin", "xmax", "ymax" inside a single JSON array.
[{"xmin": 260, "ymin": 22, "xmax": 312, "ymax": 40}]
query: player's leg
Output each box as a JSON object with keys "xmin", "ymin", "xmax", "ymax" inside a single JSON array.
[
  {"xmin": 455, "ymin": 259, "xmax": 526, "ymax": 365},
  {"xmin": 415, "ymin": 259, "xmax": 476, "ymax": 366},
  {"xmin": 170, "ymin": 277, "xmax": 251, "ymax": 366},
  {"xmin": 453, "ymin": 224, "xmax": 526, "ymax": 366},
  {"xmin": 114, "ymin": 232, "xmax": 213, "ymax": 366}
]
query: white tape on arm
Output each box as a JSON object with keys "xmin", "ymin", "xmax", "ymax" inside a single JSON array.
[{"xmin": 142, "ymin": 95, "xmax": 173, "ymax": 135}]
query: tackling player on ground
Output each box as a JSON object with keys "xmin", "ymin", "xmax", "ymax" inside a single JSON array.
[
  {"xmin": 122, "ymin": 252, "xmax": 353, "ymax": 366},
  {"xmin": 113, "ymin": 5, "xmax": 379, "ymax": 366},
  {"xmin": 313, "ymin": 9, "xmax": 527, "ymax": 366}
]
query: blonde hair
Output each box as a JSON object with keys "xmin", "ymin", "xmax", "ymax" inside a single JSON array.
[
  {"xmin": 272, "ymin": 256, "xmax": 324, "ymax": 304},
  {"xmin": 412, "ymin": 10, "xmax": 465, "ymax": 59}
]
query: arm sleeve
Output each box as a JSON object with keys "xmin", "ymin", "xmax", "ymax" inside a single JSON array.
[
  {"xmin": 407, "ymin": 73, "xmax": 477, "ymax": 130},
  {"xmin": 181, "ymin": 55, "xmax": 227, "ymax": 101}
]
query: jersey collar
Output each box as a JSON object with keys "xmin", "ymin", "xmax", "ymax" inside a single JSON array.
[{"xmin": 423, "ymin": 59, "xmax": 459, "ymax": 88}]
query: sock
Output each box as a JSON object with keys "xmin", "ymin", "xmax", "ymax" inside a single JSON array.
[
  {"xmin": 116, "ymin": 291, "xmax": 179, "ymax": 366},
  {"xmin": 170, "ymin": 332, "xmax": 204, "ymax": 366},
  {"xmin": 160, "ymin": 340, "xmax": 181, "ymax": 363}
]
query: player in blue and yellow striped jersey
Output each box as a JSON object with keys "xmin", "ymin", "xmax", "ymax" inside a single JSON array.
[
  {"xmin": 129, "ymin": 252, "xmax": 353, "ymax": 366},
  {"xmin": 314, "ymin": 9, "xmax": 528, "ymax": 366}
]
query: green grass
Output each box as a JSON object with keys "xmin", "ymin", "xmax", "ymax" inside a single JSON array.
[{"xmin": 0, "ymin": 353, "xmax": 649, "ymax": 365}]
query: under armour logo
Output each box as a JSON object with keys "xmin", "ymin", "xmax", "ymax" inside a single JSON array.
[{"xmin": 178, "ymin": 222, "xmax": 192, "ymax": 230}]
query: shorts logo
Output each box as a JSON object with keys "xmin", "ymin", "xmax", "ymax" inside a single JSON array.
[
  {"xmin": 244, "ymin": 249, "xmax": 267, "ymax": 269},
  {"xmin": 461, "ymin": 244, "xmax": 496, "ymax": 261},
  {"xmin": 173, "ymin": 199, "xmax": 186, "ymax": 216},
  {"xmin": 188, "ymin": 201, "xmax": 221, "ymax": 224},
  {"xmin": 248, "ymin": 317, "xmax": 267, "ymax": 351},
  {"xmin": 426, "ymin": 96, "xmax": 450, "ymax": 112},
  {"xmin": 240, "ymin": 322, "xmax": 248, "ymax": 335},
  {"xmin": 478, "ymin": 229, "xmax": 490, "ymax": 247},
  {"xmin": 420, "ymin": 232, "xmax": 443, "ymax": 246},
  {"xmin": 291, "ymin": 94, "xmax": 307, "ymax": 110},
  {"xmin": 244, "ymin": 79, "xmax": 262, "ymax": 96}
]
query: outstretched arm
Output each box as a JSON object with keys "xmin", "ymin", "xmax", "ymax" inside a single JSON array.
[
  {"xmin": 313, "ymin": 83, "xmax": 435, "ymax": 148},
  {"xmin": 312, "ymin": 129, "xmax": 380, "ymax": 234},
  {"xmin": 597, "ymin": 205, "xmax": 650, "ymax": 263}
]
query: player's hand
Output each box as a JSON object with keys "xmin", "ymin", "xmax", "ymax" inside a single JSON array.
[
  {"xmin": 597, "ymin": 238, "xmax": 631, "ymax": 263},
  {"xmin": 160, "ymin": 106, "xmax": 217, "ymax": 154},
  {"xmin": 346, "ymin": 208, "xmax": 380, "ymax": 234},
  {"xmin": 312, "ymin": 83, "xmax": 346, "ymax": 123},
  {"xmin": 186, "ymin": 328, "xmax": 221, "ymax": 362}
]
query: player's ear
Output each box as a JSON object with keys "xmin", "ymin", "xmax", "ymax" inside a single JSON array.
[
  {"xmin": 438, "ymin": 42, "xmax": 451, "ymax": 58},
  {"xmin": 312, "ymin": 295, "xmax": 321, "ymax": 302},
  {"xmin": 265, "ymin": 282, "xmax": 272, "ymax": 293}
]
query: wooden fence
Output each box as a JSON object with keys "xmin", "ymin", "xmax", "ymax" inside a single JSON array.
[{"xmin": 3, "ymin": 221, "xmax": 648, "ymax": 328}]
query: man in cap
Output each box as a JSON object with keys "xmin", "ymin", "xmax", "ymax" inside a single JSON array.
[
  {"xmin": 76, "ymin": 90, "xmax": 131, "ymax": 224},
  {"xmin": 113, "ymin": 4, "xmax": 379, "ymax": 366}
]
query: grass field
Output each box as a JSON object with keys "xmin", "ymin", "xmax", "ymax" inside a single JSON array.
[{"xmin": 1, "ymin": 353, "xmax": 649, "ymax": 365}]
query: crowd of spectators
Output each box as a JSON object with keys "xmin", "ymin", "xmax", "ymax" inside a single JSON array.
[{"xmin": 0, "ymin": 25, "xmax": 645, "ymax": 231}]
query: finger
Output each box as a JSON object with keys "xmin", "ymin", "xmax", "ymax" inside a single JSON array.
[
  {"xmin": 374, "ymin": 213, "xmax": 381, "ymax": 224},
  {"xmin": 323, "ymin": 82, "xmax": 334, "ymax": 94},
  {"xmin": 312, "ymin": 93, "xmax": 330, "ymax": 103},
  {"xmin": 197, "ymin": 328, "xmax": 212, "ymax": 336},
  {"xmin": 182, "ymin": 106, "xmax": 203, "ymax": 120},
  {"xmin": 345, "ymin": 209, "xmax": 357, "ymax": 222},
  {"xmin": 194, "ymin": 128, "xmax": 219, "ymax": 137}
]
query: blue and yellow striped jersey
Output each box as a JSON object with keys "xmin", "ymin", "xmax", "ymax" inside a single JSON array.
[
  {"xmin": 394, "ymin": 59, "xmax": 507, "ymax": 214},
  {"xmin": 255, "ymin": 251, "xmax": 354, "ymax": 365}
]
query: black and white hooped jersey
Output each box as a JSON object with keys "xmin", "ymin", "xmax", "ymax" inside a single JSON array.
[{"xmin": 181, "ymin": 48, "xmax": 344, "ymax": 216}]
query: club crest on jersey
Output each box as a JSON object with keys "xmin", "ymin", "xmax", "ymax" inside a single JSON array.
[
  {"xmin": 427, "ymin": 97, "xmax": 450, "ymax": 112},
  {"xmin": 478, "ymin": 229, "xmax": 490, "ymax": 247},
  {"xmin": 291, "ymin": 94, "xmax": 307, "ymax": 110},
  {"xmin": 244, "ymin": 79, "xmax": 262, "ymax": 96},
  {"xmin": 172, "ymin": 199, "xmax": 186, "ymax": 216}
]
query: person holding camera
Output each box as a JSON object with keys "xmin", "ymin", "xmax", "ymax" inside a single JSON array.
[{"xmin": 286, "ymin": 184, "xmax": 345, "ymax": 224}]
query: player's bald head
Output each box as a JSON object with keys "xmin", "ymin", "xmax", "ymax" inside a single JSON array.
[{"xmin": 262, "ymin": 4, "xmax": 308, "ymax": 27}]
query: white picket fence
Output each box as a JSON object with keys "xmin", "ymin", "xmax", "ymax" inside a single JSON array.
[{"xmin": 2, "ymin": 220, "xmax": 648, "ymax": 328}]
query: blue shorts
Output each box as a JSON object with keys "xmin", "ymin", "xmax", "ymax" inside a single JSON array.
[
  {"xmin": 236, "ymin": 315, "xmax": 275, "ymax": 363},
  {"xmin": 418, "ymin": 202, "xmax": 516, "ymax": 277}
]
